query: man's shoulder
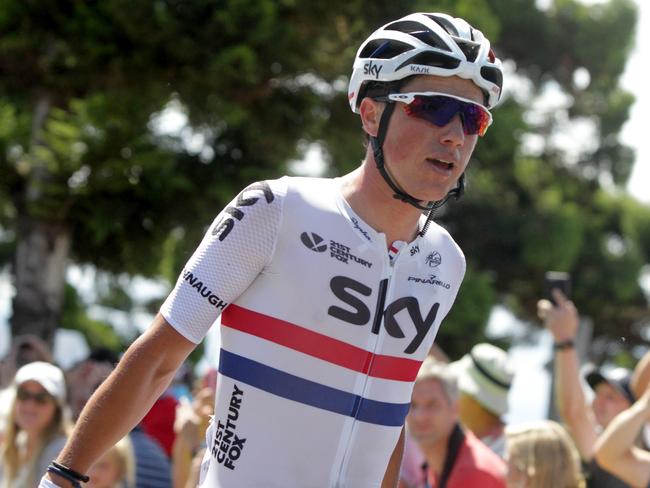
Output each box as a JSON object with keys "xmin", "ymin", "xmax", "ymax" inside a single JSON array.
[
  {"xmin": 274, "ymin": 176, "xmax": 340, "ymax": 214},
  {"xmin": 250, "ymin": 175, "xmax": 335, "ymax": 202},
  {"xmin": 463, "ymin": 430, "xmax": 506, "ymax": 465},
  {"xmin": 281, "ymin": 175, "xmax": 335, "ymax": 192}
]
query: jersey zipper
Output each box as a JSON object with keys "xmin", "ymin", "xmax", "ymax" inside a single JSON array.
[{"xmin": 333, "ymin": 246, "xmax": 400, "ymax": 486}]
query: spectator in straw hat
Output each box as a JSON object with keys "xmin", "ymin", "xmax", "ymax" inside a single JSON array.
[{"xmin": 450, "ymin": 343, "xmax": 514, "ymax": 458}]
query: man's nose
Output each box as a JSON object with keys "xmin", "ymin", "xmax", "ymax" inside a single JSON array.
[{"xmin": 437, "ymin": 113, "xmax": 465, "ymax": 147}]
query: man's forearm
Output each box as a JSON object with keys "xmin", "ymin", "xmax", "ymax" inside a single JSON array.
[
  {"xmin": 554, "ymin": 348, "xmax": 587, "ymax": 421},
  {"xmin": 595, "ymin": 397, "xmax": 649, "ymax": 470},
  {"xmin": 553, "ymin": 346, "xmax": 599, "ymax": 460},
  {"xmin": 45, "ymin": 316, "xmax": 195, "ymax": 486},
  {"xmin": 381, "ymin": 427, "xmax": 405, "ymax": 488}
]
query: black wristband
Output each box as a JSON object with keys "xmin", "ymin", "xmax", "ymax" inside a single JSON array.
[
  {"xmin": 554, "ymin": 338, "xmax": 575, "ymax": 351},
  {"xmin": 49, "ymin": 461, "xmax": 90, "ymax": 483},
  {"xmin": 47, "ymin": 465, "xmax": 83, "ymax": 488}
]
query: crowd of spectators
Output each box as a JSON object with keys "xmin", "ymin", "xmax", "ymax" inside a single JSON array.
[
  {"xmin": 2, "ymin": 288, "xmax": 650, "ymax": 488},
  {"xmin": 397, "ymin": 289, "xmax": 650, "ymax": 488},
  {"xmin": 0, "ymin": 337, "xmax": 214, "ymax": 488}
]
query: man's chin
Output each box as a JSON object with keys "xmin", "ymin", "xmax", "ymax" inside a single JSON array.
[{"xmin": 410, "ymin": 431, "xmax": 439, "ymax": 445}]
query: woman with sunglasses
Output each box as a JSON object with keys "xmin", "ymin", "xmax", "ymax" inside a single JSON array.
[
  {"xmin": 1, "ymin": 361, "xmax": 70, "ymax": 488},
  {"xmin": 43, "ymin": 12, "xmax": 503, "ymax": 488}
]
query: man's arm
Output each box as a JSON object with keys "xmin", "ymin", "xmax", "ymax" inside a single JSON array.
[
  {"xmin": 538, "ymin": 291, "xmax": 598, "ymax": 460},
  {"xmin": 43, "ymin": 314, "xmax": 196, "ymax": 487},
  {"xmin": 632, "ymin": 349, "xmax": 650, "ymax": 400},
  {"xmin": 595, "ymin": 386, "xmax": 650, "ymax": 487},
  {"xmin": 381, "ymin": 426, "xmax": 405, "ymax": 488}
]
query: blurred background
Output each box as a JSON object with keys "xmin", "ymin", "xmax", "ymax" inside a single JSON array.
[{"xmin": 1, "ymin": 0, "xmax": 649, "ymax": 424}]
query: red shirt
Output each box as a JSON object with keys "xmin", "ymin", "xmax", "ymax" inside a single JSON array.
[
  {"xmin": 140, "ymin": 393, "xmax": 178, "ymax": 457},
  {"xmin": 427, "ymin": 427, "xmax": 506, "ymax": 488}
]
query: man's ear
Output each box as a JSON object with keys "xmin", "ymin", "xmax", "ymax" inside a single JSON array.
[{"xmin": 359, "ymin": 97, "xmax": 384, "ymax": 138}]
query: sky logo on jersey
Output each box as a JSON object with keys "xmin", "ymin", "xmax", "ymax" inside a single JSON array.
[
  {"xmin": 328, "ymin": 276, "xmax": 439, "ymax": 353},
  {"xmin": 212, "ymin": 181, "xmax": 274, "ymax": 242},
  {"xmin": 211, "ymin": 384, "xmax": 246, "ymax": 470},
  {"xmin": 182, "ymin": 271, "xmax": 228, "ymax": 310}
]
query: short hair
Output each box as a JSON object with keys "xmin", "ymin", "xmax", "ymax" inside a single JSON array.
[
  {"xmin": 506, "ymin": 420, "xmax": 585, "ymax": 488},
  {"xmin": 415, "ymin": 356, "xmax": 459, "ymax": 405}
]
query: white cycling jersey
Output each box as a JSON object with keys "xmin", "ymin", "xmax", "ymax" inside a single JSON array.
[{"xmin": 160, "ymin": 176, "xmax": 466, "ymax": 487}]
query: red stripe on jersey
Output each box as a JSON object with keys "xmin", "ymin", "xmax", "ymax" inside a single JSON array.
[{"xmin": 221, "ymin": 304, "xmax": 421, "ymax": 382}]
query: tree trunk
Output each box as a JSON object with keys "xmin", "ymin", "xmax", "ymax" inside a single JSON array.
[
  {"xmin": 10, "ymin": 94, "xmax": 71, "ymax": 346},
  {"xmin": 10, "ymin": 218, "xmax": 70, "ymax": 345}
]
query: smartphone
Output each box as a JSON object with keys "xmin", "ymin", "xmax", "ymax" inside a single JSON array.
[{"xmin": 544, "ymin": 271, "xmax": 571, "ymax": 305}]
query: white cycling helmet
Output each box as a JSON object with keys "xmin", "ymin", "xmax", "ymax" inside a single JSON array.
[{"xmin": 348, "ymin": 12, "xmax": 503, "ymax": 111}]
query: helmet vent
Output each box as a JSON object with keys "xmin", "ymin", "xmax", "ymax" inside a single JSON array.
[
  {"xmin": 481, "ymin": 66, "xmax": 503, "ymax": 89},
  {"xmin": 385, "ymin": 20, "xmax": 451, "ymax": 51},
  {"xmin": 424, "ymin": 15, "xmax": 459, "ymax": 37},
  {"xmin": 359, "ymin": 39, "xmax": 414, "ymax": 59},
  {"xmin": 455, "ymin": 39, "xmax": 480, "ymax": 62},
  {"xmin": 396, "ymin": 51, "xmax": 461, "ymax": 72}
]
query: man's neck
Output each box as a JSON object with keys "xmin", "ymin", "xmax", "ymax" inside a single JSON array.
[
  {"xmin": 339, "ymin": 162, "xmax": 424, "ymax": 246},
  {"xmin": 420, "ymin": 438, "xmax": 448, "ymax": 476},
  {"xmin": 419, "ymin": 423, "xmax": 462, "ymax": 477}
]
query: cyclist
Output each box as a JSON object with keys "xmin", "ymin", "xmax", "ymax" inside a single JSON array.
[{"xmin": 42, "ymin": 11, "xmax": 503, "ymax": 488}]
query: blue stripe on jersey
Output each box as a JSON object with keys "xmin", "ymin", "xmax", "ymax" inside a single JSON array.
[{"xmin": 219, "ymin": 349, "xmax": 410, "ymax": 427}]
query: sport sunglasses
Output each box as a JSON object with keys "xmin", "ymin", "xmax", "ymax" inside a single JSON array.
[{"xmin": 375, "ymin": 92, "xmax": 493, "ymax": 137}]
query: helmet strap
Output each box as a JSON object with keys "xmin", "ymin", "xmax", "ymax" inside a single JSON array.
[
  {"xmin": 369, "ymin": 101, "xmax": 465, "ymax": 230},
  {"xmin": 370, "ymin": 102, "xmax": 432, "ymax": 211}
]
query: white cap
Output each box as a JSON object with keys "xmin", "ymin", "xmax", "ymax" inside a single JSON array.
[
  {"xmin": 451, "ymin": 343, "xmax": 513, "ymax": 417},
  {"xmin": 14, "ymin": 361, "xmax": 66, "ymax": 405}
]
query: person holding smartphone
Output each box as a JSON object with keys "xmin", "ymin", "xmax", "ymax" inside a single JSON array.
[{"xmin": 538, "ymin": 288, "xmax": 634, "ymax": 488}]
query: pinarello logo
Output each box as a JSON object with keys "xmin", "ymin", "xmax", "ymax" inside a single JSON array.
[{"xmin": 300, "ymin": 232, "xmax": 327, "ymax": 253}]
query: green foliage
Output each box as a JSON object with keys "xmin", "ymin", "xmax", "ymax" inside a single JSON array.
[
  {"xmin": 437, "ymin": 263, "xmax": 497, "ymax": 359},
  {"xmin": 62, "ymin": 283, "xmax": 126, "ymax": 352},
  {"xmin": 0, "ymin": 0, "xmax": 648, "ymax": 361}
]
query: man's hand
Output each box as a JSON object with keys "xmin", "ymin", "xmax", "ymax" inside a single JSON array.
[{"xmin": 537, "ymin": 289, "xmax": 579, "ymax": 342}]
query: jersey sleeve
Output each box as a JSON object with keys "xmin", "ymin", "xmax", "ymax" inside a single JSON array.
[{"xmin": 160, "ymin": 178, "xmax": 287, "ymax": 343}]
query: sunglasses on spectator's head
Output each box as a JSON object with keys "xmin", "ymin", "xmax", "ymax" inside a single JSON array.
[
  {"xmin": 16, "ymin": 387, "xmax": 52, "ymax": 405},
  {"xmin": 374, "ymin": 92, "xmax": 493, "ymax": 137}
]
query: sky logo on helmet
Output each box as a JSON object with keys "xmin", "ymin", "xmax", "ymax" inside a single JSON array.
[{"xmin": 363, "ymin": 61, "xmax": 383, "ymax": 78}]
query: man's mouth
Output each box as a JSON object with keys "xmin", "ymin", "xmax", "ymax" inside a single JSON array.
[{"xmin": 427, "ymin": 158, "xmax": 455, "ymax": 174}]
